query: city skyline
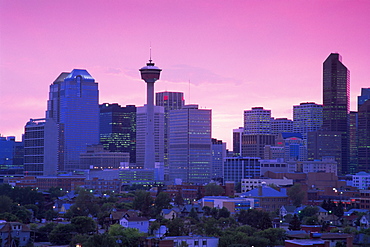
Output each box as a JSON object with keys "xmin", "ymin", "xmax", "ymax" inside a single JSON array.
[{"xmin": 1, "ymin": 1, "xmax": 369, "ymax": 148}]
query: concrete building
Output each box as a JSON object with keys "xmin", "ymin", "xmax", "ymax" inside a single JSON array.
[
  {"xmin": 156, "ymin": 91, "xmax": 185, "ymax": 181},
  {"xmin": 136, "ymin": 105, "xmax": 165, "ymax": 180},
  {"xmin": 293, "ymin": 102, "xmax": 323, "ymax": 140},
  {"xmin": 276, "ymin": 132, "xmax": 307, "ymax": 161},
  {"xmin": 168, "ymin": 105, "xmax": 212, "ymax": 185},
  {"xmin": 232, "ymin": 127, "xmax": 243, "ymax": 156},
  {"xmin": 271, "ymin": 118, "xmax": 293, "ymax": 136},
  {"xmin": 352, "ymin": 172, "xmax": 370, "ymax": 190},
  {"xmin": 223, "ymin": 157, "xmax": 260, "ymax": 183},
  {"xmin": 79, "ymin": 144, "xmax": 129, "ymax": 170},
  {"xmin": 241, "ymin": 178, "xmax": 293, "ymax": 192},
  {"xmin": 244, "ymin": 107, "xmax": 271, "ymax": 134},
  {"xmin": 241, "ymin": 133, "xmax": 275, "ymax": 159},
  {"xmin": 200, "ymin": 196, "xmax": 258, "ymax": 213},
  {"xmin": 0, "ymin": 136, "xmax": 24, "ymax": 178},
  {"xmin": 24, "ymin": 118, "xmax": 58, "ymax": 176}
]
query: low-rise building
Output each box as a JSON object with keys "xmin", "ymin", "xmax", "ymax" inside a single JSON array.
[
  {"xmin": 241, "ymin": 178, "xmax": 293, "ymax": 192},
  {"xmin": 200, "ymin": 196, "xmax": 258, "ymax": 213},
  {"xmin": 0, "ymin": 222, "xmax": 31, "ymax": 247}
]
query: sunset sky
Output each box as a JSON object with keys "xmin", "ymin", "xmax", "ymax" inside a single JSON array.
[{"xmin": 0, "ymin": 0, "xmax": 369, "ymax": 148}]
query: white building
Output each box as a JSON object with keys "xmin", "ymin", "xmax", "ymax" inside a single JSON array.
[
  {"xmin": 241, "ymin": 178, "xmax": 293, "ymax": 192},
  {"xmin": 352, "ymin": 172, "xmax": 370, "ymax": 190}
]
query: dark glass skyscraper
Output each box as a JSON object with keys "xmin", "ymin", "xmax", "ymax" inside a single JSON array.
[
  {"xmin": 46, "ymin": 69, "xmax": 99, "ymax": 171},
  {"xmin": 358, "ymin": 88, "xmax": 370, "ymax": 172},
  {"xmin": 99, "ymin": 103, "xmax": 136, "ymax": 165},
  {"xmin": 322, "ymin": 53, "xmax": 350, "ymax": 174}
]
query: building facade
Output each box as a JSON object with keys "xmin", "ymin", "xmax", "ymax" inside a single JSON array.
[
  {"xmin": 322, "ymin": 53, "xmax": 350, "ymax": 174},
  {"xmin": 271, "ymin": 118, "xmax": 293, "ymax": 136},
  {"xmin": 168, "ymin": 105, "xmax": 212, "ymax": 184},
  {"xmin": 293, "ymin": 102, "xmax": 323, "ymax": 140},
  {"xmin": 99, "ymin": 103, "xmax": 136, "ymax": 165},
  {"xmin": 358, "ymin": 88, "xmax": 370, "ymax": 172},
  {"xmin": 223, "ymin": 157, "xmax": 260, "ymax": 183},
  {"xmin": 46, "ymin": 69, "xmax": 100, "ymax": 171},
  {"xmin": 244, "ymin": 107, "xmax": 271, "ymax": 134},
  {"xmin": 211, "ymin": 138, "xmax": 226, "ymax": 180}
]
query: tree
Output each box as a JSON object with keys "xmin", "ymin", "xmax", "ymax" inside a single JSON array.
[
  {"xmin": 132, "ymin": 190, "xmax": 153, "ymax": 216},
  {"xmin": 287, "ymin": 183, "xmax": 305, "ymax": 207},
  {"xmin": 237, "ymin": 209, "xmax": 272, "ymax": 230},
  {"xmin": 288, "ymin": 214, "xmax": 301, "ymax": 230},
  {"xmin": 167, "ymin": 218, "xmax": 187, "ymax": 236},
  {"xmin": 154, "ymin": 192, "xmax": 171, "ymax": 215},
  {"xmin": 69, "ymin": 190, "xmax": 100, "ymax": 217},
  {"xmin": 37, "ymin": 222, "xmax": 56, "ymax": 242},
  {"xmin": 71, "ymin": 216, "xmax": 96, "ymax": 234},
  {"xmin": 49, "ymin": 224, "xmax": 76, "ymax": 245},
  {"xmin": 174, "ymin": 191, "xmax": 184, "ymax": 206},
  {"xmin": 189, "ymin": 208, "xmax": 199, "ymax": 221},
  {"xmin": 204, "ymin": 183, "xmax": 225, "ymax": 196},
  {"xmin": 333, "ymin": 201, "xmax": 344, "ymax": 217},
  {"xmin": 0, "ymin": 195, "xmax": 13, "ymax": 213},
  {"xmin": 218, "ymin": 207, "xmax": 230, "ymax": 219},
  {"xmin": 255, "ymin": 228, "xmax": 287, "ymax": 246},
  {"xmin": 108, "ymin": 224, "xmax": 145, "ymax": 246},
  {"xmin": 299, "ymin": 206, "xmax": 319, "ymax": 220}
]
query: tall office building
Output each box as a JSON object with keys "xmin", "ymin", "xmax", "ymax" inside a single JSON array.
[
  {"xmin": 358, "ymin": 88, "xmax": 370, "ymax": 172},
  {"xmin": 244, "ymin": 107, "xmax": 271, "ymax": 134},
  {"xmin": 271, "ymin": 118, "xmax": 293, "ymax": 136},
  {"xmin": 211, "ymin": 138, "xmax": 226, "ymax": 180},
  {"xmin": 24, "ymin": 118, "xmax": 58, "ymax": 176},
  {"xmin": 223, "ymin": 157, "xmax": 260, "ymax": 184},
  {"xmin": 0, "ymin": 136, "xmax": 24, "ymax": 178},
  {"xmin": 156, "ymin": 91, "xmax": 185, "ymax": 180},
  {"xmin": 168, "ymin": 105, "xmax": 212, "ymax": 184},
  {"xmin": 233, "ymin": 127, "xmax": 244, "ymax": 157},
  {"xmin": 241, "ymin": 134, "xmax": 275, "ymax": 159},
  {"xmin": 136, "ymin": 105, "xmax": 165, "ymax": 179},
  {"xmin": 349, "ymin": 111, "xmax": 358, "ymax": 173},
  {"xmin": 307, "ymin": 130, "xmax": 342, "ymax": 165},
  {"xmin": 99, "ymin": 103, "xmax": 136, "ymax": 165},
  {"xmin": 322, "ymin": 53, "xmax": 350, "ymax": 174},
  {"xmin": 293, "ymin": 102, "xmax": 323, "ymax": 140},
  {"xmin": 46, "ymin": 69, "xmax": 100, "ymax": 171}
]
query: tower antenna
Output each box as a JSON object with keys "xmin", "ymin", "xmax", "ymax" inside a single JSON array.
[{"xmin": 149, "ymin": 42, "xmax": 152, "ymax": 63}]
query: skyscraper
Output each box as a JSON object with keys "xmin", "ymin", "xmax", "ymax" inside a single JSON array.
[
  {"xmin": 271, "ymin": 118, "xmax": 293, "ymax": 136},
  {"xmin": 99, "ymin": 103, "xmax": 136, "ymax": 165},
  {"xmin": 211, "ymin": 138, "xmax": 226, "ymax": 180},
  {"xmin": 293, "ymin": 102, "xmax": 323, "ymax": 140},
  {"xmin": 322, "ymin": 53, "xmax": 350, "ymax": 174},
  {"xmin": 168, "ymin": 105, "xmax": 212, "ymax": 184},
  {"xmin": 46, "ymin": 69, "xmax": 99, "ymax": 171},
  {"xmin": 358, "ymin": 88, "xmax": 370, "ymax": 172},
  {"xmin": 156, "ymin": 91, "xmax": 185, "ymax": 180},
  {"xmin": 244, "ymin": 107, "xmax": 271, "ymax": 134}
]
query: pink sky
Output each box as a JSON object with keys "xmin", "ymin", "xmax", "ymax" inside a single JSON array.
[{"xmin": 0, "ymin": 0, "xmax": 369, "ymax": 149}]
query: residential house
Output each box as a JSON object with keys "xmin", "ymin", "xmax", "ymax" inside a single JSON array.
[
  {"xmin": 0, "ymin": 222, "xmax": 31, "ymax": 247},
  {"xmin": 119, "ymin": 211, "xmax": 149, "ymax": 233}
]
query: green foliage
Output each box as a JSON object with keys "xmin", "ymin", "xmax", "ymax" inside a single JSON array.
[
  {"xmin": 174, "ymin": 192, "xmax": 184, "ymax": 206},
  {"xmin": 287, "ymin": 183, "xmax": 305, "ymax": 207},
  {"xmin": 303, "ymin": 216, "xmax": 319, "ymax": 225},
  {"xmin": 288, "ymin": 214, "xmax": 301, "ymax": 230},
  {"xmin": 68, "ymin": 190, "xmax": 100, "ymax": 217},
  {"xmin": 47, "ymin": 187, "xmax": 65, "ymax": 199},
  {"xmin": 71, "ymin": 216, "xmax": 96, "ymax": 234},
  {"xmin": 37, "ymin": 222, "xmax": 56, "ymax": 242},
  {"xmin": 45, "ymin": 209, "xmax": 58, "ymax": 221},
  {"xmin": 299, "ymin": 206, "xmax": 319, "ymax": 221},
  {"xmin": 13, "ymin": 206, "xmax": 32, "ymax": 223},
  {"xmin": 166, "ymin": 218, "xmax": 188, "ymax": 236},
  {"xmin": 0, "ymin": 184, "xmax": 44, "ymax": 206},
  {"xmin": 189, "ymin": 208, "xmax": 199, "ymax": 221},
  {"xmin": 0, "ymin": 195, "xmax": 13, "ymax": 213},
  {"xmin": 108, "ymin": 224, "xmax": 145, "ymax": 246},
  {"xmin": 237, "ymin": 209, "xmax": 272, "ymax": 230},
  {"xmin": 0, "ymin": 212, "xmax": 19, "ymax": 222},
  {"xmin": 154, "ymin": 192, "xmax": 172, "ymax": 215},
  {"xmin": 255, "ymin": 228, "xmax": 287, "ymax": 246},
  {"xmin": 132, "ymin": 190, "xmax": 153, "ymax": 216},
  {"xmin": 204, "ymin": 183, "xmax": 225, "ymax": 196},
  {"xmin": 49, "ymin": 223, "xmax": 76, "ymax": 245}
]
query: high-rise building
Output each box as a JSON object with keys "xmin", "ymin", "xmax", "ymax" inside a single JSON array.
[
  {"xmin": 99, "ymin": 103, "xmax": 136, "ymax": 165},
  {"xmin": 244, "ymin": 107, "xmax": 271, "ymax": 134},
  {"xmin": 271, "ymin": 118, "xmax": 293, "ymax": 136},
  {"xmin": 168, "ymin": 105, "xmax": 212, "ymax": 184},
  {"xmin": 136, "ymin": 105, "xmax": 165, "ymax": 179},
  {"xmin": 0, "ymin": 136, "xmax": 24, "ymax": 177},
  {"xmin": 293, "ymin": 102, "xmax": 323, "ymax": 140},
  {"xmin": 307, "ymin": 130, "xmax": 342, "ymax": 166},
  {"xmin": 275, "ymin": 133, "xmax": 307, "ymax": 161},
  {"xmin": 232, "ymin": 127, "xmax": 243, "ymax": 156},
  {"xmin": 24, "ymin": 118, "xmax": 58, "ymax": 176},
  {"xmin": 211, "ymin": 138, "xmax": 226, "ymax": 180},
  {"xmin": 46, "ymin": 69, "xmax": 99, "ymax": 171},
  {"xmin": 139, "ymin": 59, "xmax": 162, "ymax": 180},
  {"xmin": 322, "ymin": 53, "xmax": 350, "ymax": 174},
  {"xmin": 241, "ymin": 134, "xmax": 275, "ymax": 159},
  {"xmin": 156, "ymin": 91, "xmax": 185, "ymax": 180},
  {"xmin": 348, "ymin": 111, "xmax": 358, "ymax": 173},
  {"xmin": 358, "ymin": 88, "xmax": 370, "ymax": 172},
  {"xmin": 223, "ymin": 157, "xmax": 260, "ymax": 184}
]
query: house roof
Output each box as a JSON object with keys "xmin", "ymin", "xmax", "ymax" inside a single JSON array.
[
  {"xmin": 282, "ymin": 205, "xmax": 297, "ymax": 213},
  {"xmin": 241, "ymin": 186, "xmax": 287, "ymax": 198},
  {"xmin": 0, "ymin": 222, "xmax": 30, "ymax": 232}
]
